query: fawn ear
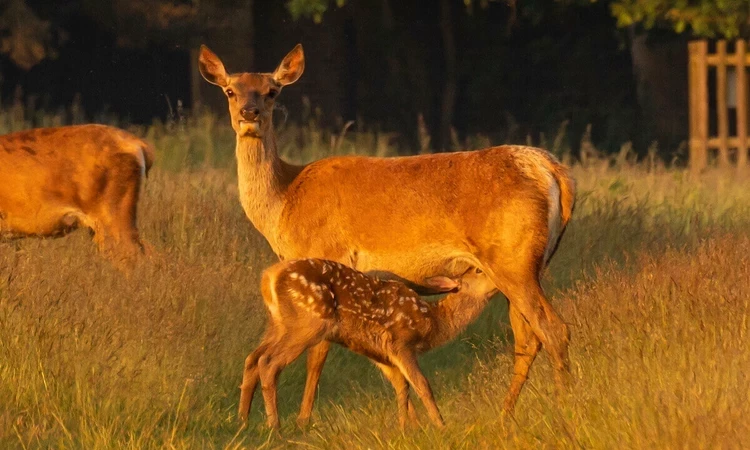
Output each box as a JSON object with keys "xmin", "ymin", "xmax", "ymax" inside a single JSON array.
[
  {"xmin": 273, "ymin": 44, "xmax": 305, "ymax": 86},
  {"xmin": 422, "ymin": 276, "xmax": 460, "ymax": 293},
  {"xmin": 198, "ymin": 45, "xmax": 229, "ymax": 87}
]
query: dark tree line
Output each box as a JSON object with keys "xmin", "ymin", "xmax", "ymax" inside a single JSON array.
[{"xmin": 3, "ymin": 0, "xmax": 746, "ymax": 154}]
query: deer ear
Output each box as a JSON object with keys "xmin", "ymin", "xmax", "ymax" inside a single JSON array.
[
  {"xmin": 198, "ymin": 45, "xmax": 229, "ymax": 87},
  {"xmin": 273, "ymin": 44, "xmax": 305, "ymax": 86},
  {"xmin": 422, "ymin": 276, "xmax": 460, "ymax": 293}
]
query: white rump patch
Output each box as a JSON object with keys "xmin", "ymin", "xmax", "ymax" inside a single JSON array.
[
  {"xmin": 266, "ymin": 272, "xmax": 282, "ymax": 321},
  {"xmin": 511, "ymin": 146, "xmax": 563, "ymax": 267},
  {"xmin": 137, "ymin": 147, "xmax": 147, "ymax": 179},
  {"xmin": 544, "ymin": 173, "xmax": 562, "ymax": 265}
]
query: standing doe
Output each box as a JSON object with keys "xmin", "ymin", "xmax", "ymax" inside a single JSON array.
[
  {"xmin": 199, "ymin": 43, "xmax": 575, "ymax": 422},
  {"xmin": 240, "ymin": 258, "xmax": 498, "ymax": 429},
  {"xmin": 0, "ymin": 125, "xmax": 153, "ymax": 263}
]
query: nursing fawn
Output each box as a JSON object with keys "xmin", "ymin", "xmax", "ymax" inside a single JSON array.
[{"xmin": 239, "ymin": 259, "xmax": 497, "ymax": 429}]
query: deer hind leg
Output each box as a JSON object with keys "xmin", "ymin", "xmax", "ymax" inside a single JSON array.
[
  {"xmin": 374, "ymin": 362, "xmax": 417, "ymax": 429},
  {"xmin": 93, "ymin": 154, "xmax": 146, "ymax": 263},
  {"xmin": 498, "ymin": 275, "xmax": 570, "ymax": 399},
  {"xmin": 391, "ymin": 351, "xmax": 444, "ymax": 428},
  {"xmin": 258, "ymin": 333, "xmax": 324, "ymax": 429},
  {"xmin": 297, "ymin": 340, "xmax": 330, "ymax": 427},
  {"xmin": 503, "ymin": 303, "xmax": 542, "ymax": 413}
]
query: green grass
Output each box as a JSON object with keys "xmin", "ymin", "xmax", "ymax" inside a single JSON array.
[{"xmin": 2, "ymin": 114, "xmax": 750, "ymax": 448}]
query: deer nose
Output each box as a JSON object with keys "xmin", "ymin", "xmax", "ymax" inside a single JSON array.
[{"xmin": 240, "ymin": 107, "xmax": 260, "ymax": 120}]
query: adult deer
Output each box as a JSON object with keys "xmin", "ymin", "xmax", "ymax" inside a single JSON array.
[
  {"xmin": 240, "ymin": 259, "xmax": 498, "ymax": 429},
  {"xmin": 0, "ymin": 125, "xmax": 153, "ymax": 262},
  {"xmin": 198, "ymin": 44, "xmax": 575, "ymax": 423}
]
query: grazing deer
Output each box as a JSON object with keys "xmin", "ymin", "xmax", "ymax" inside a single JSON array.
[
  {"xmin": 240, "ymin": 259, "xmax": 498, "ymax": 429},
  {"xmin": 0, "ymin": 125, "xmax": 154, "ymax": 262},
  {"xmin": 199, "ymin": 43, "xmax": 575, "ymax": 423}
]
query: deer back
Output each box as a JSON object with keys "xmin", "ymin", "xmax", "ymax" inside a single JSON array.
[{"xmin": 275, "ymin": 147, "xmax": 565, "ymax": 279}]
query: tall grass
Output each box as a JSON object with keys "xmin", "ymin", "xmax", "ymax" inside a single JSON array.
[{"xmin": 1, "ymin": 108, "xmax": 750, "ymax": 448}]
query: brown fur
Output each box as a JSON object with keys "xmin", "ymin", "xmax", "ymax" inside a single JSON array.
[
  {"xmin": 199, "ymin": 44, "xmax": 576, "ymax": 423},
  {"xmin": 0, "ymin": 124, "xmax": 153, "ymax": 262},
  {"xmin": 240, "ymin": 259, "xmax": 496, "ymax": 429}
]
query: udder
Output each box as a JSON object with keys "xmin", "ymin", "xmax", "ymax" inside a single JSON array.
[{"xmin": 352, "ymin": 248, "xmax": 481, "ymax": 286}]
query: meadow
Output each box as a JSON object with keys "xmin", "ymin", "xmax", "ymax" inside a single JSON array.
[{"xmin": 1, "ymin": 109, "xmax": 750, "ymax": 449}]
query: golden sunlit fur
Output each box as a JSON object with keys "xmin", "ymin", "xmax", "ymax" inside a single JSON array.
[
  {"xmin": 199, "ymin": 44, "xmax": 576, "ymax": 423},
  {"xmin": 0, "ymin": 124, "xmax": 153, "ymax": 262}
]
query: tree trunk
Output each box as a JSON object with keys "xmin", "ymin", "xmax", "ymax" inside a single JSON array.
[
  {"xmin": 628, "ymin": 28, "xmax": 689, "ymax": 152},
  {"xmin": 438, "ymin": 0, "xmax": 457, "ymax": 151}
]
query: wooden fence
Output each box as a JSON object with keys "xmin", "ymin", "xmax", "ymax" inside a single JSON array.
[{"xmin": 689, "ymin": 40, "xmax": 749, "ymax": 172}]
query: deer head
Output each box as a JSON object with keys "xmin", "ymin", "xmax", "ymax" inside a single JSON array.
[{"xmin": 198, "ymin": 44, "xmax": 305, "ymax": 138}]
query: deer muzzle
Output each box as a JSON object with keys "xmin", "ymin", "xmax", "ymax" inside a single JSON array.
[{"xmin": 238, "ymin": 120, "xmax": 261, "ymax": 136}]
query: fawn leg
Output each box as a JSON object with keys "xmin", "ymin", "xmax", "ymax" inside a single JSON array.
[
  {"xmin": 374, "ymin": 362, "xmax": 417, "ymax": 428},
  {"xmin": 391, "ymin": 351, "xmax": 445, "ymax": 428},
  {"xmin": 258, "ymin": 338, "xmax": 319, "ymax": 429},
  {"xmin": 503, "ymin": 303, "xmax": 542, "ymax": 413},
  {"xmin": 297, "ymin": 340, "xmax": 330, "ymax": 427},
  {"xmin": 239, "ymin": 330, "xmax": 277, "ymax": 421}
]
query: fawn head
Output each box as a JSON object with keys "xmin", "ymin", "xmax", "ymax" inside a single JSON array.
[
  {"xmin": 424, "ymin": 267, "xmax": 497, "ymax": 299},
  {"xmin": 198, "ymin": 44, "xmax": 305, "ymax": 138}
]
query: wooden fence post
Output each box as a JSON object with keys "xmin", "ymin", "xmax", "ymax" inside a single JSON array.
[
  {"xmin": 716, "ymin": 40, "xmax": 729, "ymax": 167},
  {"xmin": 738, "ymin": 40, "xmax": 749, "ymax": 172},
  {"xmin": 689, "ymin": 41, "xmax": 708, "ymax": 173}
]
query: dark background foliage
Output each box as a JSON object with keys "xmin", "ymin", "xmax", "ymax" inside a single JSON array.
[{"xmin": 2, "ymin": 0, "xmax": 741, "ymax": 155}]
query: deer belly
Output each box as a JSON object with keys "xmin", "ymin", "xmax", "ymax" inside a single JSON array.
[
  {"xmin": 331, "ymin": 321, "xmax": 392, "ymax": 364},
  {"xmin": 351, "ymin": 248, "xmax": 478, "ymax": 284},
  {"xmin": 0, "ymin": 205, "xmax": 82, "ymax": 238}
]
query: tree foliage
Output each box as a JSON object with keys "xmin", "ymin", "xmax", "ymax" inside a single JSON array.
[
  {"xmin": 79, "ymin": 0, "xmax": 238, "ymax": 47},
  {"xmin": 286, "ymin": 0, "xmax": 344, "ymax": 23},
  {"xmin": 286, "ymin": 0, "xmax": 510, "ymax": 23},
  {"xmin": 0, "ymin": 0, "xmax": 61, "ymax": 70},
  {"xmin": 0, "ymin": 0, "xmax": 249, "ymax": 70},
  {"xmin": 290, "ymin": 0, "xmax": 750, "ymax": 39},
  {"xmin": 610, "ymin": 0, "xmax": 750, "ymax": 38}
]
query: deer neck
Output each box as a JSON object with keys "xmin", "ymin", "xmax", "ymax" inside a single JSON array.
[
  {"xmin": 427, "ymin": 291, "xmax": 491, "ymax": 350},
  {"xmin": 235, "ymin": 130, "xmax": 288, "ymax": 246}
]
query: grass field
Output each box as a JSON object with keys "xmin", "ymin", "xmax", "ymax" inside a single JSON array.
[{"xmin": 2, "ymin": 121, "xmax": 750, "ymax": 448}]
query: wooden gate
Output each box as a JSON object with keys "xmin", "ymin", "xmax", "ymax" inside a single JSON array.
[{"xmin": 688, "ymin": 40, "xmax": 749, "ymax": 172}]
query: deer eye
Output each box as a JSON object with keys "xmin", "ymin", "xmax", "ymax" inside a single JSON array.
[
  {"xmin": 267, "ymin": 89, "xmax": 279, "ymax": 99},
  {"xmin": 474, "ymin": 268, "xmax": 483, "ymax": 274},
  {"xmin": 225, "ymin": 89, "xmax": 235, "ymax": 98}
]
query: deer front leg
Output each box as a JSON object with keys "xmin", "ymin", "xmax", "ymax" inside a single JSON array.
[
  {"xmin": 391, "ymin": 351, "xmax": 445, "ymax": 428},
  {"xmin": 297, "ymin": 341, "xmax": 330, "ymax": 427}
]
